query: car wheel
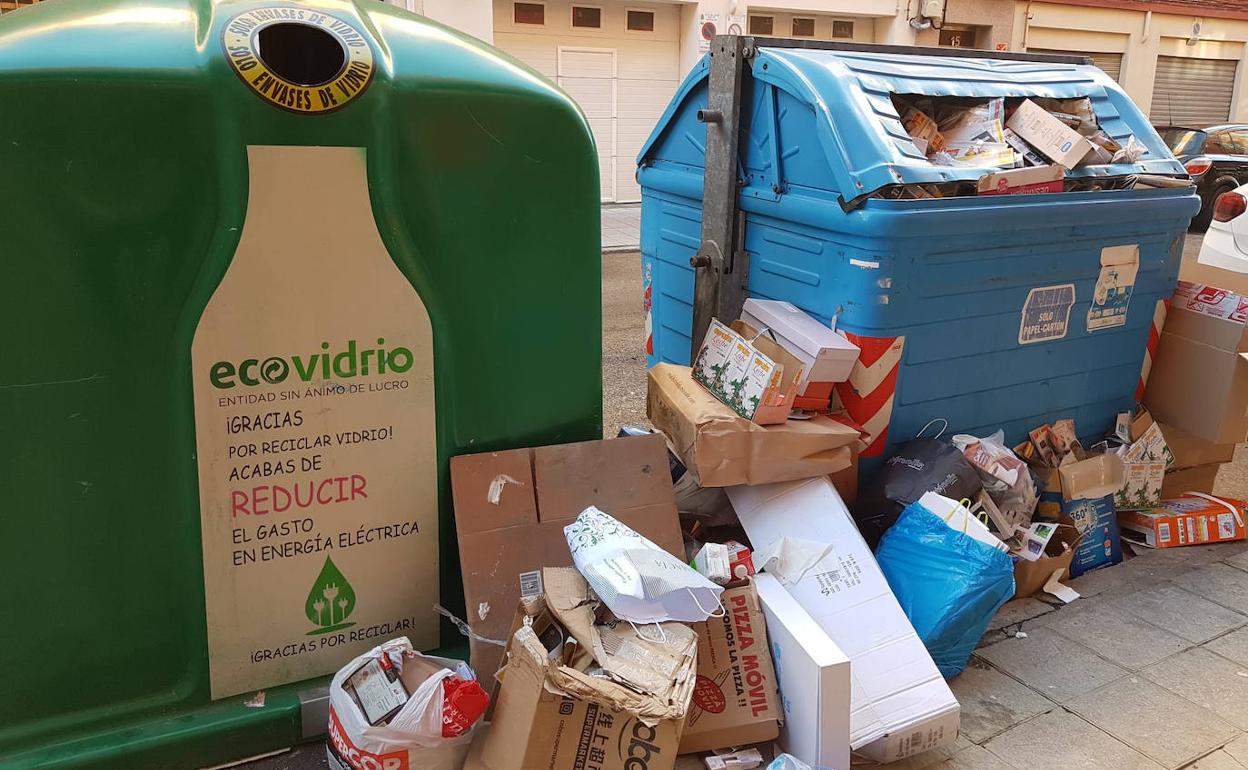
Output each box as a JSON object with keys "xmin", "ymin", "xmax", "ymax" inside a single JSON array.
[{"xmin": 1192, "ymin": 183, "xmax": 1236, "ymax": 232}]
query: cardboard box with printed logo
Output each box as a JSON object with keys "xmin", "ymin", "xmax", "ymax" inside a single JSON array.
[
  {"xmin": 1005, "ymin": 99, "xmax": 1092, "ymax": 169},
  {"xmin": 1056, "ymin": 454, "xmax": 1126, "ymax": 577},
  {"xmin": 691, "ymin": 318, "xmax": 806, "ymax": 425},
  {"xmin": 449, "ymin": 435, "xmax": 683, "ymax": 682},
  {"xmin": 1119, "ymin": 494, "xmax": 1247, "ymax": 549},
  {"xmin": 679, "ymin": 580, "xmax": 781, "ymax": 754}
]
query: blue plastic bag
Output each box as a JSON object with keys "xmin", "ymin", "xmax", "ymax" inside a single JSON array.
[{"xmin": 875, "ymin": 500, "xmax": 1015, "ymax": 678}]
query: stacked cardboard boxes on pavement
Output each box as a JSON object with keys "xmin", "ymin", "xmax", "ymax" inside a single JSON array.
[{"xmin": 1145, "ymin": 279, "xmax": 1248, "ymax": 495}]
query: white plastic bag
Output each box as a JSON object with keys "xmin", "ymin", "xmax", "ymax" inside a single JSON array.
[
  {"xmin": 951, "ymin": 430, "xmax": 1038, "ymax": 535},
  {"xmin": 919, "ymin": 491, "xmax": 1009, "ymax": 552},
  {"xmin": 564, "ymin": 506, "xmax": 724, "ymax": 624},
  {"xmin": 1112, "ymin": 135, "xmax": 1146, "ymax": 164},
  {"xmin": 327, "ymin": 637, "xmax": 478, "ymax": 770}
]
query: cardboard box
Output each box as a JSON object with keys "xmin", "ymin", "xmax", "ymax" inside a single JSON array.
[
  {"xmin": 901, "ymin": 105, "xmax": 945, "ymax": 154},
  {"xmin": 1153, "ymin": 418, "xmax": 1229, "ymax": 497},
  {"xmin": 450, "ymin": 434, "xmax": 684, "ymax": 681},
  {"xmin": 754, "ymin": 572, "xmax": 851, "ymax": 770},
  {"xmin": 1144, "ymin": 304, "xmax": 1248, "ymax": 445},
  {"xmin": 1126, "ymin": 411, "xmax": 1173, "ymax": 465},
  {"xmin": 726, "ymin": 477, "xmax": 960, "ymax": 762},
  {"xmin": 1057, "ymin": 453, "xmax": 1125, "ymax": 502},
  {"xmin": 1119, "ymin": 495, "xmax": 1247, "ymax": 549},
  {"xmin": 1005, "ymin": 99, "xmax": 1092, "ymax": 169},
  {"xmin": 1002, "ymin": 126, "xmax": 1048, "ymax": 166},
  {"xmin": 976, "ymin": 165, "xmax": 1063, "ymax": 195},
  {"xmin": 1162, "ymin": 463, "xmax": 1222, "ymax": 498},
  {"xmin": 1173, "ymin": 280, "xmax": 1248, "ymax": 323},
  {"xmin": 680, "ymin": 581, "xmax": 781, "ymax": 754},
  {"xmin": 830, "ymin": 441, "xmax": 861, "ymax": 506},
  {"xmin": 741, "ymin": 298, "xmax": 861, "ymax": 391},
  {"xmin": 1014, "ymin": 548, "xmax": 1076, "ymax": 599},
  {"xmin": 647, "ymin": 364, "xmax": 859, "ymax": 487},
  {"xmin": 1116, "ymin": 460, "xmax": 1165, "ymax": 511},
  {"xmin": 1114, "ymin": 411, "xmax": 1171, "ymax": 511},
  {"xmin": 1182, "ymin": 250, "xmax": 1248, "ymax": 297},
  {"xmin": 1160, "ymin": 422, "xmax": 1237, "ymax": 470},
  {"xmin": 1055, "ymin": 454, "xmax": 1125, "ymax": 577},
  {"xmin": 1060, "ymin": 496, "xmax": 1122, "ymax": 577},
  {"xmin": 468, "ymin": 568, "xmax": 695, "ymax": 770},
  {"xmin": 1013, "ymin": 523, "xmax": 1079, "ymax": 599},
  {"xmin": 692, "ymin": 319, "xmax": 805, "ymax": 425}
]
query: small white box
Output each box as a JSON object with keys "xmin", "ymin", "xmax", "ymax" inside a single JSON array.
[
  {"xmin": 728, "ymin": 477, "xmax": 960, "ymax": 764},
  {"xmin": 741, "ymin": 299, "xmax": 860, "ymax": 388},
  {"xmin": 755, "ymin": 572, "xmax": 851, "ymax": 770}
]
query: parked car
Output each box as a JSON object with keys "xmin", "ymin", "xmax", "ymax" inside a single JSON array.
[
  {"xmin": 1157, "ymin": 124, "xmax": 1248, "ymax": 231},
  {"xmin": 1197, "ymin": 182, "xmax": 1248, "ymax": 272}
]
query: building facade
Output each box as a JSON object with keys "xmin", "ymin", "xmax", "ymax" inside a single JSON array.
[{"xmin": 398, "ymin": 0, "xmax": 1248, "ymax": 201}]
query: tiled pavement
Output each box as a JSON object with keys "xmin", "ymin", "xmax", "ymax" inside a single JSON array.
[
  {"xmin": 602, "ymin": 203, "xmax": 640, "ymax": 251},
  {"xmin": 910, "ymin": 539, "xmax": 1248, "ymax": 770}
]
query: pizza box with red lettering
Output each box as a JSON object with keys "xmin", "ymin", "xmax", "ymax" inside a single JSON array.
[{"xmin": 680, "ymin": 580, "xmax": 781, "ymax": 753}]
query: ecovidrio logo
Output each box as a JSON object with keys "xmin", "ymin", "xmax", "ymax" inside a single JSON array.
[{"xmin": 209, "ymin": 339, "xmax": 413, "ymax": 389}]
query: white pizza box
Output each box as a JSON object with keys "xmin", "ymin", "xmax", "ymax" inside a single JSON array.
[
  {"xmin": 727, "ymin": 477, "xmax": 960, "ymax": 764},
  {"xmin": 754, "ymin": 572, "xmax": 850, "ymax": 770},
  {"xmin": 741, "ymin": 298, "xmax": 860, "ymax": 388}
]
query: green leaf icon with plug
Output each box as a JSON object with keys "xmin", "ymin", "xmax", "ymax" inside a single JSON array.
[{"xmin": 305, "ymin": 556, "xmax": 357, "ymax": 635}]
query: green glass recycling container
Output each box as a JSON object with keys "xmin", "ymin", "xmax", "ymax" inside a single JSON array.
[{"xmin": 0, "ymin": 1, "xmax": 601, "ymax": 767}]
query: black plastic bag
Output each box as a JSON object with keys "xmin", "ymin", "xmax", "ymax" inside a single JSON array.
[{"xmin": 854, "ymin": 438, "xmax": 983, "ymax": 549}]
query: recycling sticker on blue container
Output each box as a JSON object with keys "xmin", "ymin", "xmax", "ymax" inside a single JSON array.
[
  {"xmin": 1087, "ymin": 244, "xmax": 1139, "ymax": 332},
  {"xmin": 1019, "ymin": 283, "xmax": 1076, "ymax": 344}
]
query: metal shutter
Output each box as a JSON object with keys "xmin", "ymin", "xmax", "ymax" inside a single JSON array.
[
  {"xmin": 1150, "ymin": 56, "xmax": 1237, "ymax": 127},
  {"xmin": 1029, "ymin": 49, "xmax": 1122, "ymax": 82}
]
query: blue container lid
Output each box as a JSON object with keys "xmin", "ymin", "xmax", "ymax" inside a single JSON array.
[{"xmin": 639, "ymin": 45, "xmax": 1187, "ymax": 200}]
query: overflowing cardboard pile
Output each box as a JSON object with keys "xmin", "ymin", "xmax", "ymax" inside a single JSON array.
[
  {"xmin": 437, "ymin": 299, "xmax": 974, "ymax": 769},
  {"xmin": 407, "ymin": 266, "xmax": 1248, "ymax": 770},
  {"xmin": 887, "ymin": 95, "xmax": 1147, "ymax": 199},
  {"xmin": 446, "ymin": 433, "xmax": 792, "ymax": 770}
]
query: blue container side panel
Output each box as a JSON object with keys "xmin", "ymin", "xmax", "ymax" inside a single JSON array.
[{"xmin": 642, "ymin": 190, "xmax": 701, "ymax": 367}]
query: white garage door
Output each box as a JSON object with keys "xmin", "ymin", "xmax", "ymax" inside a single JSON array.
[
  {"xmin": 558, "ymin": 48, "xmax": 617, "ymax": 201},
  {"xmin": 1029, "ymin": 48, "xmax": 1122, "ymax": 82},
  {"xmin": 493, "ymin": 1, "xmax": 680, "ymax": 202},
  {"xmin": 1151, "ymin": 56, "xmax": 1238, "ymax": 127}
]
